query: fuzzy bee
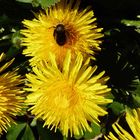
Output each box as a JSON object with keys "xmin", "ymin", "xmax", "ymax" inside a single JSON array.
[{"xmin": 53, "ymin": 24, "xmax": 68, "ymax": 46}]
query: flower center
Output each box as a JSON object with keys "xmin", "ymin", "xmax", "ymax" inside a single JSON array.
[{"xmin": 46, "ymin": 81, "xmax": 79, "ymax": 109}]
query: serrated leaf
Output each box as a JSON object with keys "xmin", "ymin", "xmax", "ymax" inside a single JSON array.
[
  {"xmin": 6, "ymin": 123, "xmax": 26, "ymax": 140},
  {"xmin": 39, "ymin": 0, "xmax": 60, "ymax": 9},
  {"xmin": 21, "ymin": 124, "xmax": 35, "ymax": 140}
]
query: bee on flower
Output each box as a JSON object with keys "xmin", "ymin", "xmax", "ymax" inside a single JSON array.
[{"xmin": 21, "ymin": 0, "xmax": 103, "ymax": 67}]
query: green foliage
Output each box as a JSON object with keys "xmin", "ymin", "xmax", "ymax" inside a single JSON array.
[
  {"xmin": 36, "ymin": 121, "xmax": 63, "ymax": 140},
  {"xmin": 39, "ymin": 0, "xmax": 60, "ymax": 8},
  {"xmin": 6, "ymin": 31, "xmax": 22, "ymax": 59},
  {"xmin": 108, "ymin": 101, "xmax": 125, "ymax": 115},
  {"xmin": 84, "ymin": 123, "xmax": 101, "ymax": 139},
  {"xmin": 121, "ymin": 16, "xmax": 140, "ymax": 34},
  {"xmin": 133, "ymin": 95, "xmax": 140, "ymax": 107},
  {"xmin": 16, "ymin": 0, "xmax": 32, "ymax": 3},
  {"xmin": 6, "ymin": 123, "xmax": 35, "ymax": 140},
  {"xmin": 6, "ymin": 123, "xmax": 26, "ymax": 140},
  {"xmin": 74, "ymin": 123, "xmax": 101, "ymax": 140},
  {"xmin": 21, "ymin": 124, "xmax": 35, "ymax": 140},
  {"xmin": 121, "ymin": 19, "xmax": 140, "ymax": 28},
  {"xmin": 16, "ymin": 0, "xmax": 60, "ymax": 8}
]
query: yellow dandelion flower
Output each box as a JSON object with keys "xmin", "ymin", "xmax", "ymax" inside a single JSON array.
[
  {"xmin": 105, "ymin": 108, "xmax": 140, "ymax": 140},
  {"xmin": 21, "ymin": 0, "xmax": 103, "ymax": 66},
  {"xmin": 0, "ymin": 53, "xmax": 24, "ymax": 134},
  {"xmin": 25, "ymin": 50, "xmax": 112, "ymax": 137}
]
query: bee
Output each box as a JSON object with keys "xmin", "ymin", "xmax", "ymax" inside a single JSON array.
[{"xmin": 53, "ymin": 24, "xmax": 68, "ymax": 46}]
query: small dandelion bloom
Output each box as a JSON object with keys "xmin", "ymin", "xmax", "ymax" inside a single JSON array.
[
  {"xmin": 105, "ymin": 108, "xmax": 140, "ymax": 140},
  {"xmin": 25, "ymin": 50, "xmax": 112, "ymax": 137},
  {"xmin": 21, "ymin": 0, "xmax": 103, "ymax": 66},
  {"xmin": 0, "ymin": 53, "xmax": 24, "ymax": 134}
]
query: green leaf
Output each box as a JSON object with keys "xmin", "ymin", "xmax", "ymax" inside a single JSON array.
[
  {"xmin": 132, "ymin": 95, "xmax": 140, "ymax": 107},
  {"xmin": 74, "ymin": 134, "xmax": 83, "ymax": 140},
  {"xmin": 16, "ymin": 0, "xmax": 60, "ymax": 9},
  {"xmin": 108, "ymin": 101, "xmax": 125, "ymax": 115},
  {"xmin": 4, "ymin": 31, "xmax": 22, "ymax": 60},
  {"xmin": 6, "ymin": 46, "xmax": 20, "ymax": 60},
  {"xmin": 21, "ymin": 124, "xmax": 35, "ymax": 140},
  {"xmin": 121, "ymin": 19, "xmax": 140, "ymax": 28},
  {"xmin": 39, "ymin": 0, "xmax": 60, "ymax": 9},
  {"xmin": 30, "ymin": 119, "xmax": 37, "ymax": 127},
  {"xmin": 37, "ymin": 121, "xmax": 63, "ymax": 140},
  {"xmin": 135, "ymin": 28, "xmax": 140, "ymax": 33},
  {"xmin": 16, "ymin": 0, "xmax": 40, "ymax": 7},
  {"xmin": 83, "ymin": 123, "xmax": 101, "ymax": 139},
  {"xmin": 6, "ymin": 123, "xmax": 26, "ymax": 140},
  {"xmin": 11, "ymin": 31, "xmax": 21, "ymax": 47},
  {"xmin": 32, "ymin": 0, "xmax": 40, "ymax": 7},
  {"xmin": 16, "ymin": 0, "xmax": 32, "ymax": 3}
]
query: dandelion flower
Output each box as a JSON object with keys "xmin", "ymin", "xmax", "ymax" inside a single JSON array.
[
  {"xmin": 105, "ymin": 108, "xmax": 140, "ymax": 140},
  {"xmin": 25, "ymin": 51, "xmax": 112, "ymax": 137},
  {"xmin": 21, "ymin": 0, "xmax": 103, "ymax": 66},
  {"xmin": 0, "ymin": 53, "xmax": 24, "ymax": 134}
]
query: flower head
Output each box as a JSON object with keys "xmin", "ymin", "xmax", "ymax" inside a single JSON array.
[
  {"xmin": 21, "ymin": 0, "xmax": 103, "ymax": 66},
  {"xmin": 105, "ymin": 108, "xmax": 140, "ymax": 140},
  {"xmin": 0, "ymin": 53, "xmax": 24, "ymax": 134},
  {"xmin": 25, "ymin": 50, "xmax": 112, "ymax": 137}
]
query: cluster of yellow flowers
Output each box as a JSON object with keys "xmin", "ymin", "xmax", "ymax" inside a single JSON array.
[
  {"xmin": 0, "ymin": 0, "xmax": 140, "ymax": 139},
  {"xmin": 21, "ymin": 0, "xmax": 112, "ymax": 137}
]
